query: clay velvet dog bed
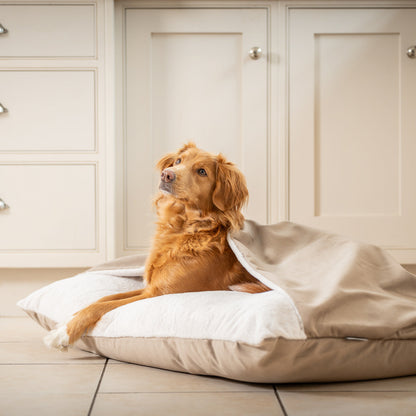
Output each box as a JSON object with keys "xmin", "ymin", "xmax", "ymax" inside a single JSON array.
[{"xmin": 18, "ymin": 221, "xmax": 416, "ymax": 383}]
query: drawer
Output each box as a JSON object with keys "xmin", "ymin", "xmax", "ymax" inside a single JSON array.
[
  {"xmin": 0, "ymin": 70, "xmax": 95, "ymax": 152},
  {"xmin": 0, "ymin": 164, "xmax": 96, "ymax": 251},
  {"xmin": 0, "ymin": 4, "xmax": 95, "ymax": 58}
]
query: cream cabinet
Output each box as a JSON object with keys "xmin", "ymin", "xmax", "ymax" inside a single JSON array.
[
  {"xmin": 0, "ymin": 0, "xmax": 110, "ymax": 267},
  {"xmin": 1, "ymin": 0, "xmax": 415, "ymax": 267},
  {"xmin": 288, "ymin": 6, "xmax": 416, "ymax": 263},
  {"xmin": 116, "ymin": 1, "xmax": 416, "ymax": 264}
]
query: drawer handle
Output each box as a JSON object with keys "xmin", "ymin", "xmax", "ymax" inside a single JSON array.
[
  {"xmin": 249, "ymin": 46, "xmax": 262, "ymax": 60},
  {"xmin": 0, "ymin": 103, "xmax": 8, "ymax": 114},
  {"xmin": 0, "ymin": 199, "xmax": 9, "ymax": 210},
  {"xmin": 0, "ymin": 23, "xmax": 8, "ymax": 35}
]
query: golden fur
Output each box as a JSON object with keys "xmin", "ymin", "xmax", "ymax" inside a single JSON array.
[{"xmin": 65, "ymin": 143, "xmax": 270, "ymax": 345}]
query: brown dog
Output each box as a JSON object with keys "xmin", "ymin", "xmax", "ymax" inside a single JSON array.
[{"xmin": 45, "ymin": 143, "xmax": 270, "ymax": 350}]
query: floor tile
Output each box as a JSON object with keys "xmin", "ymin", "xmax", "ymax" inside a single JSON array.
[
  {"xmin": 0, "ymin": 341, "xmax": 105, "ymax": 364},
  {"xmin": 0, "ymin": 363, "xmax": 104, "ymax": 415},
  {"xmin": 279, "ymin": 391, "xmax": 416, "ymax": 416},
  {"xmin": 0, "ymin": 393, "xmax": 94, "ymax": 416},
  {"xmin": 0, "ymin": 363, "xmax": 104, "ymax": 395},
  {"xmin": 92, "ymin": 392, "xmax": 283, "ymax": 416},
  {"xmin": 0, "ymin": 316, "xmax": 47, "ymax": 342},
  {"xmin": 277, "ymin": 376, "xmax": 416, "ymax": 392},
  {"xmin": 100, "ymin": 363, "xmax": 271, "ymax": 393}
]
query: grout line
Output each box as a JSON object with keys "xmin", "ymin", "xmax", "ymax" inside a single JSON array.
[
  {"xmin": 87, "ymin": 358, "xmax": 108, "ymax": 416},
  {"xmin": 0, "ymin": 362, "xmax": 106, "ymax": 366},
  {"xmin": 274, "ymin": 386, "xmax": 289, "ymax": 416},
  {"xmin": 98, "ymin": 390, "xmax": 275, "ymax": 394},
  {"xmin": 0, "ymin": 341, "xmax": 47, "ymax": 343}
]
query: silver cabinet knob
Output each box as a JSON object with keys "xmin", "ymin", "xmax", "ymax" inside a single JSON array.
[
  {"xmin": 0, "ymin": 23, "xmax": 8, "ymax": 35},
  {"xmin": 249, "ymin": 47, "xmax": 263, "ymax": 60},
  {"xmin": 0, "ymin": 199, "xmax": 9, "ymax": 210},
  {"xmin": 407, "ymin": 46, "xmax": 416, "ymax": 59},
  {"xmin": 0, "ymin": 103, "xmax": 8, "ymax": 114}
]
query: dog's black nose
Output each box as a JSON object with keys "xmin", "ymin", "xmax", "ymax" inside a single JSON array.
[{"xmin": 161, "ymin": 169, "xmax": 176, "ymax": 183}]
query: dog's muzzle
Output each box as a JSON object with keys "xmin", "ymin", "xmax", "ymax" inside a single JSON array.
[{"xmin": 159, "ymin": 168, "xmax": 176, "ymax": 194}]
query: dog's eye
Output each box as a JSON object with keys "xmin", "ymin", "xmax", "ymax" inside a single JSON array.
[
  {"xmin": 197, "ymin": 168, "xmax": 207, "ymax": 177},
  {"xmin": 175, "ymin": 158, "xmax": 181, "ymax": 165}
]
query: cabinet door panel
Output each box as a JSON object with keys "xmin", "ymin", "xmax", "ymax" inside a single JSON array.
[
  {"xmin": 289, "ymin": 8, "xmax": 416, "ymax": 262},
  {"xmin": 0, "ymin": 5, "xmax": 95, "ymax": 58},
  {"xmin": 120, "ymin": 8, "xmax": 268, "ymax": 254},
  {"xmin": 0, "ymin": 71, "xmax": 95, "ymax": 152},
  {"xmin": 0, "ymin": 164, "xmax": 96, "ymax": 251}
]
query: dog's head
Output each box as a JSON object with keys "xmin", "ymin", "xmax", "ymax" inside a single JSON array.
[{"xmin": 156, "ymin": 142, "xmax": 248, "ymax": 230}]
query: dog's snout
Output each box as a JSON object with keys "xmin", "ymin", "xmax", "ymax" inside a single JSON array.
[{"xmin": 161, "ymin": 169, "xmax": 176, "ymax": 183}]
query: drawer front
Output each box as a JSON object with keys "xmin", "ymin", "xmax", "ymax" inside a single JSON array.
[
  {"xmin": 0, "ymin": 4, "xmax": 95, "ymax": 58},
  {"xmin": 0, "ymin": 164, "xmax": 96, "ymax": 251},
  {"xmin": 0, "ymin": 70, "xmax": 95, "ymax": 152}
]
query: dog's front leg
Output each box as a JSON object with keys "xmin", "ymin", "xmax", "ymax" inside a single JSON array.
[
  {"xmin": 96, "ymin": 289, "xmax": 149, "ymax": 303},
  {"xmin": 44, "ymin": 288, "xmax": 155, "ymax": 350}
]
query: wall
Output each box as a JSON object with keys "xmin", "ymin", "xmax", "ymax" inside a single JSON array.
[{"xmin": 0, "ymin": 268, "xmax": 87, "ymax": 316}]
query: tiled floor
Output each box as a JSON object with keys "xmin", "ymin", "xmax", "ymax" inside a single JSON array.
[{"xmin": 1, "ymin": 317, "xmax": 415, "ymax": 415}]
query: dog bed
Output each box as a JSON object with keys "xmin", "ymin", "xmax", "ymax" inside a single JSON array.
[{"xmin": 18, "ymin": 221, "xmax": 416, "ymax": 383}]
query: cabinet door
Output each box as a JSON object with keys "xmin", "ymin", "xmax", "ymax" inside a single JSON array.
[
  {"xmin": 118, "ymin": 8, "xmax": 268, "ymax": 255},
  {"xmin": 0, "ymin": 4, "xmax": 95, "ymax": 58},
  {"xmin": 289, "ymin": 8, "xmax": 416, "ymax": 262},
  {"xmin": 0, "ymin": 164, "xmax": 98, "ymax": 267},
  {"xmin": 0, "ymin": 70, "xmax": 95, "ymax": 152}
]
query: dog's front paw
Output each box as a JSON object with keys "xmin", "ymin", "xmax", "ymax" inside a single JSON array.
[{"xmin": 44, "ymin": 323, "xmax": 70, "ymax": 351}]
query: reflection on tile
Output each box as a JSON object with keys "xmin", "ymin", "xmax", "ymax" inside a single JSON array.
[
  {"xmin": 0, "ymin": 317, "xmax": 47, "ymax": 342},
  {"xmin": 100, "ymin": 363, "xmax": 271, "ymax": 393},
  {"xmin": 0, "ymin": 342, "xmax": 104, "ymax": 364},
  {"xmin": 92, "ymin": 392, "xmax": 283, "ymax": 416},
  {"xmin": 280, "ymin": 391, "xmax": 416, "ymax": 416},
  {"xmin": 277, "ymin": 376, "xmax": 416, "ymax": 392}
]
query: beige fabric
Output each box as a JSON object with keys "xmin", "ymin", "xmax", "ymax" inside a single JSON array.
[
  {"xmin": 230, "ymin": 221, "xmax": 416, "ymax": 340},
  {"xmin": 89, "ymin": 253, "xmax": 147, "ymax": 273},
  {"xmin": 80, "ymin": 337, "xmax": 416, "ymax": 383}
]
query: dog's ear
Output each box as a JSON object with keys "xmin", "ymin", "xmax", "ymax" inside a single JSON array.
[
  {"xmin": 212, "ymin": 155, "xmax": 248, "ymax": 212},
  {"xmin": 156, "ymin": 153, "xmax": 176, "ymax": 171}
]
